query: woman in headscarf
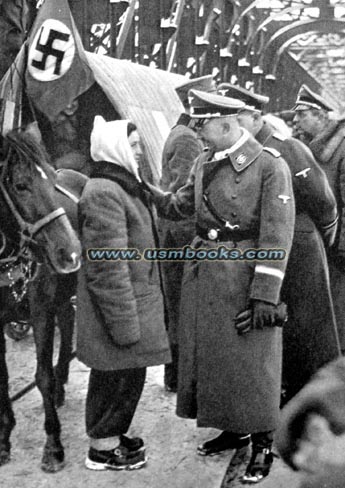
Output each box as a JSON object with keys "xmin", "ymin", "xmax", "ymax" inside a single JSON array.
[{"xmin": 76, "ymin": 116, "xmax": 171, "ymax": 471}]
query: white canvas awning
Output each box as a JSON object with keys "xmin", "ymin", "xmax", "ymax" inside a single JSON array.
[{"xmin": 86, "ymin": 52, "xmax": 185, "ymax": 182}]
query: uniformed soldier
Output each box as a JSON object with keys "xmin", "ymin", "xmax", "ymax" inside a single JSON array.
[
  {"xmin": 217, "ymin": 83, "xmax": 340, "ymax": 404},
  {"xmin": 160, "ymin": 75, "xmax": 216, "ymax": 392},
  {"xmin": 148, "ymin": 90, "xmax": 295, "ymax": 483},
  {"xmin": 292, "ymin": 85, "xmax": 345, "ymax": 354}
]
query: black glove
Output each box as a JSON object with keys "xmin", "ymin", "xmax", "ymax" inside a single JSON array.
[
  {"xmin": 253, "ymin": 300, "xmax": 278, "ymax": 329},
  {"xmin": 234, "ymin": 308, "xmax": 252, "ymax": 335},
  {"xmin": 234, "ymin": 301, "xmax": 288, "ymax": 335}
]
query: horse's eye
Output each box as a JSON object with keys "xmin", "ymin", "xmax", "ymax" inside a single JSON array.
[{"xmin": 14, "ymin": 183, "xmax": 28, "ymax": 192}]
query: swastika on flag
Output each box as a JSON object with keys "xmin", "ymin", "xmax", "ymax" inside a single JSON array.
[{"xmin": 28, "ymin": 19, "xmax": 75, "ymax": 82}]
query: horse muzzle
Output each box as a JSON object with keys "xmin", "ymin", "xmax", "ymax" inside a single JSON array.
[{"xmin": 52, "ymin": 247, "xmax": 81, "ymax": 274}]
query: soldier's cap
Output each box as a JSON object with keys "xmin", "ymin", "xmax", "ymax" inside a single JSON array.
[
  {"xmin": 276, "ymin": 357, "xmax": 345, "ymax": 470},
  {"xmin": 188, "ymin": 89, "xmax": 245, "ymax": 119},
  {"xmin": 175, "ymin": 75, "xmax": 216, "ymax": 105},
  {"xmin": 292, "ymin": 84, "xmax": 334, "ymax": 112},
  {"xmin": 217, "ymin": 83, "xmax": 269, "ymax": 113}
]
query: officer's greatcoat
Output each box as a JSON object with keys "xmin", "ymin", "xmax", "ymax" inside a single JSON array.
[
  {"xmin": 256, "ymin": 122, "xmax": 340, "ymax": 400},
  {"xmin": 309, "ymin": 118, "xmax": 345, "ymax": 351},
  {"xmin": 155, "ymin": 130, "xmax": 295, "ymax": 433},
  {"xmin": 159, "ymin": 117, "xmax": 203, "ymax": 345}
]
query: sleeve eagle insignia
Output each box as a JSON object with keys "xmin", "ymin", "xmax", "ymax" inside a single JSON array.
[
  {"xmin": 278, "ymin": 194, "xmax": 291, "ymax": 204},
  {"xmin": 295, "ymin": 168, "xmax": 311, "ymax": 178}
]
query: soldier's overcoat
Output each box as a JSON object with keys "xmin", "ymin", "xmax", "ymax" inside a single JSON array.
[
  {"xmin": 309, "ymin": 119, "xmax": 345, "ymax": 351},
  {"xmin": 159, "ymin": 117, "xmax": 203, "ymax": 345},
  {"xmin": 256, "ymin": 122, "xmax": 340, "ymax": 399},
  {"xmin": 155, "ymin": 131, "xmax": 295, "ymax": 433}
]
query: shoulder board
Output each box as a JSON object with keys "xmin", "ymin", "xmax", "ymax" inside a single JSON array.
[
  {"xmin": 263, "ymin": 147, "xmax": 281, "ymax": 158},
  {"xmin": 272, "ymin": 132, "xmax": 287, "ymax": 142}
]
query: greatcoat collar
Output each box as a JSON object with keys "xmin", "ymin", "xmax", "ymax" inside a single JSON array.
[
  {"xmin": 256, "ymin": 121, "xmax": 274, "ymax": 146},
  {"xmin": 203, "ymin": 129, "xmax": 263, "ymax": 173}
]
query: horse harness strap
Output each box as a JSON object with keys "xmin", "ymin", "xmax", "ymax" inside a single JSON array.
[
  {"xmin": 55, "ymin": 183, "xmax": 80, "ymax": 204},
  {"xmin": 0, "ymin": 177, "xmax": 64, "ymax": 302},
  {"xmin": 29, "ymin": 208, "xmax": 66, "ymax": 236},
  {"xmin": 0, "ymin": 180, "xmax": 66, "ymax": 237}
]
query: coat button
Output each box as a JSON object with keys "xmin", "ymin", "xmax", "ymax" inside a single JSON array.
[
  {"xmin": 235, "ymin": 177, "xmax": 241, "ymax": 183},
  {"xmin": 207, "ymin": 229, "xmax": 218, "ymax": 240}
]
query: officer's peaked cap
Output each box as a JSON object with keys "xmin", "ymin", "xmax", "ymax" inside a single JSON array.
[
  {"xmin": 189, "ymin": 89, "xmax": 245, "ymax": 118},
  {"xmin": 175, "ymin": 75, "xmax": 216, "ymax": 105},
  {"xmin": 217, "ymin": 83, "xmax": 269, "ymax": 112},
  {"xmin": 292, "ymin": 84, "xmax": 334, "ymax": 112}
]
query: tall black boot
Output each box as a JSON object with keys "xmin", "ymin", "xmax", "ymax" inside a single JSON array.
[{"xmin": 241, "ymin": 431, "xmax": 274, "ymax": 484}]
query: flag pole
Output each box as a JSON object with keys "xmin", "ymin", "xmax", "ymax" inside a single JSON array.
[
  {"xmin": 110, "ymin": 1, "xmax": 118, "ymax": 57},
  {"xmin": 82, "ymin": 0, "xmax": 89, "ymax": 50}
]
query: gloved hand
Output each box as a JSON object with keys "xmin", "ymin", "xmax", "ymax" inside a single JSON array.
[
  {"xmin": 137, "ymin": 168, "xmax": 163, "ymax": 196},
  {"xmin": 234, "ymin": 301, "xmax": 287, "ymax": 335},
  {"xmin": 234, "ymin": 308, "xmax": 252, "ymax": 335},
  {"xmin": 253, "ymin": 300, "xmax": 280, "ymax": 329}
]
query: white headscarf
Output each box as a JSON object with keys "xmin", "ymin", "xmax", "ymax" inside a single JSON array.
[{"xmin": 90, "ymin": 115, "xmax": 141, "ymax": 181}]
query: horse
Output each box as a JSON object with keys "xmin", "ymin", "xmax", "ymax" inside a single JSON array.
[
  {"xmin": 0, "ymin": 130, "xmax": 81, "ymax": 472},
  {"xmin": 26, "ymin": 168, "xmax": 88, "ymax": 473}
]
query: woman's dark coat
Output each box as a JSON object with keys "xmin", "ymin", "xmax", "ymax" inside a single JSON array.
[{"xmin": 76, "ymin": 162, "xmax": 171, "ymax": 371}]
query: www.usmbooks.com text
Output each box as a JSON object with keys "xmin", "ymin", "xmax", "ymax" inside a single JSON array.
[{"xmin": 87, "ymin": 246, "xmax": 286, "ymax": 262}]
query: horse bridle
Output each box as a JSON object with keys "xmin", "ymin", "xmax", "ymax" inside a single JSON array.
[
  {"xmin": 0, "ymin": 153, "xmax": 67, "ymax": 300},
  {"xmin": 0, "ymin": 178, "xmax": 66, "ymax": 246},
  {"xmin": 0, "ymin": 150, "xmax": 67, "ymax": 251}
]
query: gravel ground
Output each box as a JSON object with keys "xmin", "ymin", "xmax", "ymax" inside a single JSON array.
[{"xmin": 3, "ymin": 327, "xmax": 302, "ymax": 488}]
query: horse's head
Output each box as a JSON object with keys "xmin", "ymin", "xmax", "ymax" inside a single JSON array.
[{"xmin": 0, "ymin": 130, "xmax": 81, "ymax": 274}]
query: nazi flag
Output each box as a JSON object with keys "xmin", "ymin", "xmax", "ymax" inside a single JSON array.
[{"xmin": 28, "ymin": 19, "xmax": 75, "ymax": 82}]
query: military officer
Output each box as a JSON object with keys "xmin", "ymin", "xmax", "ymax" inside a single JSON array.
[
  {"xmin": 292, "ymin": 85, "xmax": 345, "ymax": 354},
  {"xmin": 217, "ymin": 83, "xmax": 340, "ymax": 404},
  {"xmin": 148, "ymin": 90, "xmax": 295, "ymax": 483},
  {"xmin": 160, "ymin": 75, "xmax": 216, "ymax": 392}
]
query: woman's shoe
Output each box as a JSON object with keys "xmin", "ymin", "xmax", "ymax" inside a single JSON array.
[
  {"xmin": 85, "ymin": 436, "xmax": 147, "ymax": 471},
  {"xmin": 241, "ymin": 447, "xmax": 273, "ymax": 484}
]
